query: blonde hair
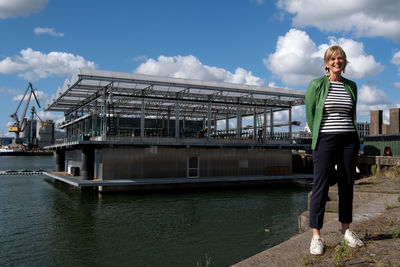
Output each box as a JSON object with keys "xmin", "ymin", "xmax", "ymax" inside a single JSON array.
[{"xmin": 324, "ymin": 45, "xmax": 348, "ymax": 76}]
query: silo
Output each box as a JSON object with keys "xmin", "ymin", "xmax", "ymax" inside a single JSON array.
[
  {"xmin": 36, "ymin": 121, "xmax": 54, "ymax": 148},
  {"xmin": 20, "ymin": 119, "xmax": 31, "ymax": 139}
]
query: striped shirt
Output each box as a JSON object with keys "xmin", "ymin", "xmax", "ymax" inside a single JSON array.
[{"xmin": 320, "ymin": 81, "xmax": 355, "ymax": 133}]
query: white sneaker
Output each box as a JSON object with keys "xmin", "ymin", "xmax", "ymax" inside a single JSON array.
[
  {"xmin": 310, "ymin": 235, "xmax": 324, "ymax": 255},
  {"xmin": 344, "ymin": 229, "xmax": 364, "ymax": 248}
]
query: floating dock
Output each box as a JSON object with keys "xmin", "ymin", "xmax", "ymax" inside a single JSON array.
[{"xmin": 43, "ymin": 171, "xmax": 312, "ymax": 192}]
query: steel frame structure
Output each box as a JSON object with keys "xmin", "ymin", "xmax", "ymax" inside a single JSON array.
[{"xmin": 46, "ymin": 69, "xmax": 305, "ymax": 143}]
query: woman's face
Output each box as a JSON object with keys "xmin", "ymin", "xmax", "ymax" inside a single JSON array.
[{"xmin": 326, "ymin": 53, "xmax": 345, "ymax": 76}]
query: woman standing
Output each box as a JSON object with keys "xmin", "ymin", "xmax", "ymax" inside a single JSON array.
[{"xmin": 305, "ymin": 45, "xmax": 364, "ymax": 255}]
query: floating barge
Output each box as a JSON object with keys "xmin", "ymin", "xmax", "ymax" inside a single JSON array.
[{"xmin": 44, "ymin": 69, "xmax": 309, "ymax": 192}]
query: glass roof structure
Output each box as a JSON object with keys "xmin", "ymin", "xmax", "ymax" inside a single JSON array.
[{"xmin": 46, "ymin": 69, "xmax": 305, "ymax": 119}]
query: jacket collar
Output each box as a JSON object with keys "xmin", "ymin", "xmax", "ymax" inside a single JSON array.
[{"xmin": 322, "ymin": 75, "xmax": 355, "ymax": 101}]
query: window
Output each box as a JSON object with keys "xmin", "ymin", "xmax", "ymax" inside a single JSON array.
[{"xmin": 187, "ymin": 155, "xmax": 199, "ymax": 178}]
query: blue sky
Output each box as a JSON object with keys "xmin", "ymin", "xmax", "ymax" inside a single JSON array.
[{"xmin": 1, "ymin": 0, "xmax": 400, "ymax": 136}]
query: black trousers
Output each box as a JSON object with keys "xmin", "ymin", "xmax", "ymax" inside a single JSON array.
[{"xmin": 309, "ymin": 133, "xmax": 359, "ymax": 230}]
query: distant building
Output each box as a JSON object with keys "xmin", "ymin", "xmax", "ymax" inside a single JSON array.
[
  {"xmin": 369, "ymin": 108, "xmax": 400, "ymax": 135},
  {"xmin": 370, "ymin": 110, "xmax": 382, "ymax": 135},
  {"xmin": 357, "ymin": 122, "xmax": 370, "ymax": 138}
]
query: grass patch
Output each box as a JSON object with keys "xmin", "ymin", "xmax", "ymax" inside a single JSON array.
[
  {"xmin": 387, "ymin": 217, "xmax": 398, "ymax": 227},
  {"xmin": 371, "ymin": 165, "xmax": 377, "ymax": 176},
  {"xmin": 333, "ymin": 240, "xmax": 348, "ymax": 266},
  {"xmin": 386, "ymin": 204, "xmax": 398, "ymax": 211},
  {"xmin": 301, "ymin": 254, "xmax": 312, "ymax": 266},
  {"xmin": 373, "ymin": 164, "xmax": 400, "ymax": 182},
  {"xmin": 392, "ymin": 229, "xmax": 400, "ymax": 239},
  {"xmin": 386, "ymin": 261, "xmax": 400, "ymax": 267}
]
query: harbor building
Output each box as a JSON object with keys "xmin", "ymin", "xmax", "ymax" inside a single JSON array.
[{"xmin": 45, "ymin": 69, "xmax": 308, "ymax": 191}]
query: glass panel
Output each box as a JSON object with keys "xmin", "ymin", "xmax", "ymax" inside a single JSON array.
[
  {"xmin": 188, "ymin": 156, "xmax": 198, "ymax": 168},
  {"xmin": 189, "ymin": 169, "xmax": 198, "ymax": 177}
]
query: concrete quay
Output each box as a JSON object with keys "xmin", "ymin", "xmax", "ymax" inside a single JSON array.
[{"xmin": 232, "ymin": 176, "xmax": 400, "ymax": 267}]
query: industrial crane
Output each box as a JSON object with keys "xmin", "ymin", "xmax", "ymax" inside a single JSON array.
[{"xmin": 8, "ymin": 82, "xmax": 41, "ymax": 146}]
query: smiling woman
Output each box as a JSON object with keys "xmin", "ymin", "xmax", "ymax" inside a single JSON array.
[{"xmin": 306, "ymin": 45, "xmax": 363, "ymax": 255}]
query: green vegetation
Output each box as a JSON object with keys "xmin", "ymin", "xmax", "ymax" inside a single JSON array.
[
  {"xmin": 392, "ymin": 229, "xmax": 400, "ymax": 239},
  {"xmin": 333, "ymin": 240, "xmax": 348, "ymax": 266},
  {"xmin": 371, "ymin": 165, "xmax": 377, "ymax": 176},
  {"xmin": 386, "ymin": 204, "xmax": 398, "ymax": 211},
  {"xmin": 386, "ymin": 260, "xmax": 400, "ymax": 267},
  {"xmin": 371, "ymin": 164, "xmax": 400, "ymax": 183}
]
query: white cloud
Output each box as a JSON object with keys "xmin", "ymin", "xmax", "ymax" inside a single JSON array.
[
  {"xmin": 357, "ymin": 84, "xmax": 391, "ymax": 119},
  {"xmin": 391, "ymin": 51, "xmax": 400, "ymax": 77},
  {"xmin": 357, "ymin": 103, "xmax": 391, "ymax": 121},
  {"xmin": 0, "ymin": 0, "xmax": 48, "ymax": 19},
  {"xmin": 253, "ymin": 0, "xmax": 264, "ymax": 5},
  {"xmin": 265, "ymin": 29, "xmax": 383, "ymax": 86},
  {"xmin": 0, "ymin": 48, "xmax": 96, "ymax": 81},
  {"xmin": 34, "ymin": 27, "xmax": 64, "ymax": 37},
  {"xmin": 336, "ymin": 37, "xmax": 384, "ymax": 79},
  {"xmin": 134, "ymin": 55, "xmax": 265, "ymax": 86},
  {"xmin": 392, "ymin": 51, "xmax": 400, "ymax": 65},
  {"xmin": 392, "ymin": 51, "xmax": 400, "ymax": 85},
  {"xmin": 277, "ymin": 0, "xmax": 400, "ymax": 42},
  {"xmin": 358, "ymin": 84, "xmax": 390, "ymax": 105},
  {"xmin": 133, "ymin": 55, "xmax": 148, "ymax": 62},
  {"xmin": 35, "ymin": 110, "xmax": 64, "ymax": 125},
  {"xmin": 12, "ymin": 90, "xmax": 48, "ymax": 105},
  {"xmin": 264, "ymin": 29, "xmax": 321, "ymax": 86},
  {"xmin": 0, "ymin": 87, "xmax": 19, "ymax": 95}
]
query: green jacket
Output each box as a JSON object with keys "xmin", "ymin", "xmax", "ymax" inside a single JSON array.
[{"xmin": 305, "ymin": 75, "xmax": 360, "ymax": 150}]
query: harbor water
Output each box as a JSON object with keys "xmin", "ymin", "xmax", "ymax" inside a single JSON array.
[{"xmin": 0, "ymin": 156, "xmax": 308, "ymax": 266}]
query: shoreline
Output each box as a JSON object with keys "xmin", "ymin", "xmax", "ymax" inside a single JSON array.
[{"xmin": 232, "ymin": 175, "xmax": 400, "ymax": 266}]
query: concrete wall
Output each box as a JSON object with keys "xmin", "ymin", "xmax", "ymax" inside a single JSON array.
[
  {"xmin": 383, "ymin": 124, "xmax": 389, "ymax": 135},
  {"xmin": 96, "ymin": 146, "xmax": 292, "ymax": 180}
]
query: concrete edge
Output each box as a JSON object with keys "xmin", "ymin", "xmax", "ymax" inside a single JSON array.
[
  {"xmin": 43, "ymin": 172, "xmax": 80, "ymax": 187},
  {"xmin": 232, "ymin": 192, "xmax": 399, "ymax": 267}
]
